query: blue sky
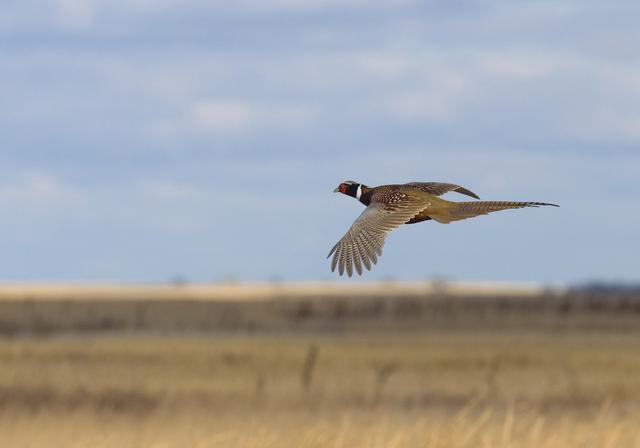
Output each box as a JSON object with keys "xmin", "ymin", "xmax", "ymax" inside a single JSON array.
[{"xmin": 1, "ymin": 1, "xmax": 639, "ymax": 284}]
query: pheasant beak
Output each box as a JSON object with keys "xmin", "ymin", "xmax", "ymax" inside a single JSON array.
[{"xmin": 333, "ymin": 186, "xmax": 340, "ymax": 192}]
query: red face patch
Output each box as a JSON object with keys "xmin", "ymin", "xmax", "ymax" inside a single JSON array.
[{"xmin": 337, "ymin": 183, "xmax": 348, "ymax": 193}]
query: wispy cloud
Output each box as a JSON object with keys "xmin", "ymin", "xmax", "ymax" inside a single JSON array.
[
  {"xmin": 382, "ymin": 79, "xmax": 471, "ymax": 122},
  {"xmin": 148, "ymin": 99, "xmax": 316, "ymax": 138},
  {"xmin": 137, "ymin": 180, "xmax": 202, "ymax": 201},
  {"xmin": 0, "ymin": 173, "xmax": 83, "ymax": 206},
  {"xmin": 54, "ymin": 0, "xmax": 96, "ymax": 29},
  {"xmin": 192, "ymin": 100, "xmax": 255, "ymax": 133}
]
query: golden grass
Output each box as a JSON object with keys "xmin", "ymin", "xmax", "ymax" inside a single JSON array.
[
  {"xmin": 1, "ymin": 330, "xmax": 640, "ymax": 447},
  {"xmin": 2, "ymin": 407, "xmax": 639, "ymax": 448}
]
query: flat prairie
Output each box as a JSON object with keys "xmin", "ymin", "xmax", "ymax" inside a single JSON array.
[{"xmin": 1, "ymin": 328, "xmax": 640, "ymax": 447}]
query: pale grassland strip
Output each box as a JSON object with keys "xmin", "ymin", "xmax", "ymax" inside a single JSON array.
[{"xmin": 0, "ymin": 281, "xmax": 547, "ymax": 302}]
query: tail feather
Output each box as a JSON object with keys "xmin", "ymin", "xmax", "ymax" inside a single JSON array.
[{"xmin": 430, "ymin": 201, "xmax": 558, "ymax": 224}]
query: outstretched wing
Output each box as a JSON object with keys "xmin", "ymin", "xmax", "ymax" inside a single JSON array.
[
  {"xmin": 327, "ymin": 194, "xmax": 428, "ymax": 277},
  {"xmin": 406, "ymin": 182, "xmax": 480, "ymax": 200}
]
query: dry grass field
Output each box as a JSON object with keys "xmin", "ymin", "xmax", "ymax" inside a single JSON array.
[
  {"xmin": 1, "ymin": 282, "xmax": 637, "ymax": 335},
  {"xmin": 1, "ymin": 328, "xmax": 640, "ymax": 447}
]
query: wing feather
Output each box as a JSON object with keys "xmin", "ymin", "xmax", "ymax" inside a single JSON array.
[
  {"xmin": 406, "ymin": 182, "xmax": 480, "ymax": 200},
  {"xmin": 352, "ymin": 236, "xmax": 364, "ymax": 275},
  {"xmin": 358, "ymin": 235, "xmax": 372, "ymax": 272},
  {"xmin": 328, "ymin": 194, "xmax": 428, "ymax": 277}
]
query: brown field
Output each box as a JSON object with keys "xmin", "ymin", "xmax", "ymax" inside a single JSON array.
[
  {"xmin": 0, "ymin": 283, "xmax": 639, "ymax": 447},
  {"xmin": 0, "ymin": 282, "xmax": 637, "ymax": 335}
]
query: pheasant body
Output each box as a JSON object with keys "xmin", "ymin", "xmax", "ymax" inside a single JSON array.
[{"xmin": 329, "ymin": 180, "xmax": 558, "ymax": 277}]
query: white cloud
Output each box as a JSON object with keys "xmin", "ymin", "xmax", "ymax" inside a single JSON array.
[
  {"xmin": 383, "ymin": 88, "xmax": 464, "ymax": 121},
  {"xmin": 54, "ymin": 0, "xmax": 96, "ymax": 29},
  {"xmin": 563, "ymin": 111, "xmax": 640, "ymax": 142},
  {"xmin": 381, "ymin": 70, "xmax": 473, "ymax": 122},
  {"xmin": 192, "ymin": 100, "xmax": 255, "ymax": 132},
  {"xmin": 327, "ymin": 49, "xmax": 567, "ymax": 123},
  {"xmin": 234, "ymin": 0, "xmax": 418, "ymax": 12},
  {"xmin": 1, "ymin": 0, "xmax": 419, "ymax": 32},
  {"xmin": 149, "ymin": 99, "xmax": 316, "ymax": 138},
  {"xmin": 475, "ymin": 53, "xmax": 559, "ymax": 80},
  {"xmin": 138, "ymin": 180, "xmax": 201, "ymax": 201},
  {"xmin": 0, "ymin": 173, "xmax": 83, "ymax": 206},
  {"xmin": 357, "ymin": 54, "xmax": 415, "ymax": 80},
  {"xmin": 194, "ymin": 99, "xmax": 315, "ymax": 132}
]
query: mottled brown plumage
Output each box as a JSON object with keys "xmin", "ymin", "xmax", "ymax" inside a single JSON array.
[{"xmin": 329, "ymin": 181, "xmax": 558, "ymax": 277}]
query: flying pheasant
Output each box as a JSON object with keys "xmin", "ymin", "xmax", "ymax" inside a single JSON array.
[{"xmin": 328, "ymin": 181, "xmax": 558, "ymax": 277}]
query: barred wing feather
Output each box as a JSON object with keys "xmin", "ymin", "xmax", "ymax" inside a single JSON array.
[
  {"xmin": 327, "ymin": 199, "xmax": 428, "ymax": 277},
  {"xmin": 406, "ymin": 182, "xmax": 480, "ymax": 200}
]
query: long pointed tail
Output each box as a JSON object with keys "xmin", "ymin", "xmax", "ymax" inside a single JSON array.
[{"xmin": 430, "ymin": 201, "xmax": 559, "ymax": 224}]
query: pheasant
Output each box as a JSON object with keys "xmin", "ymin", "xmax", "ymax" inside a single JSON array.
[{"xmin": 328, "ymin": 181, "xmax": 558, "ymax": 277}]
